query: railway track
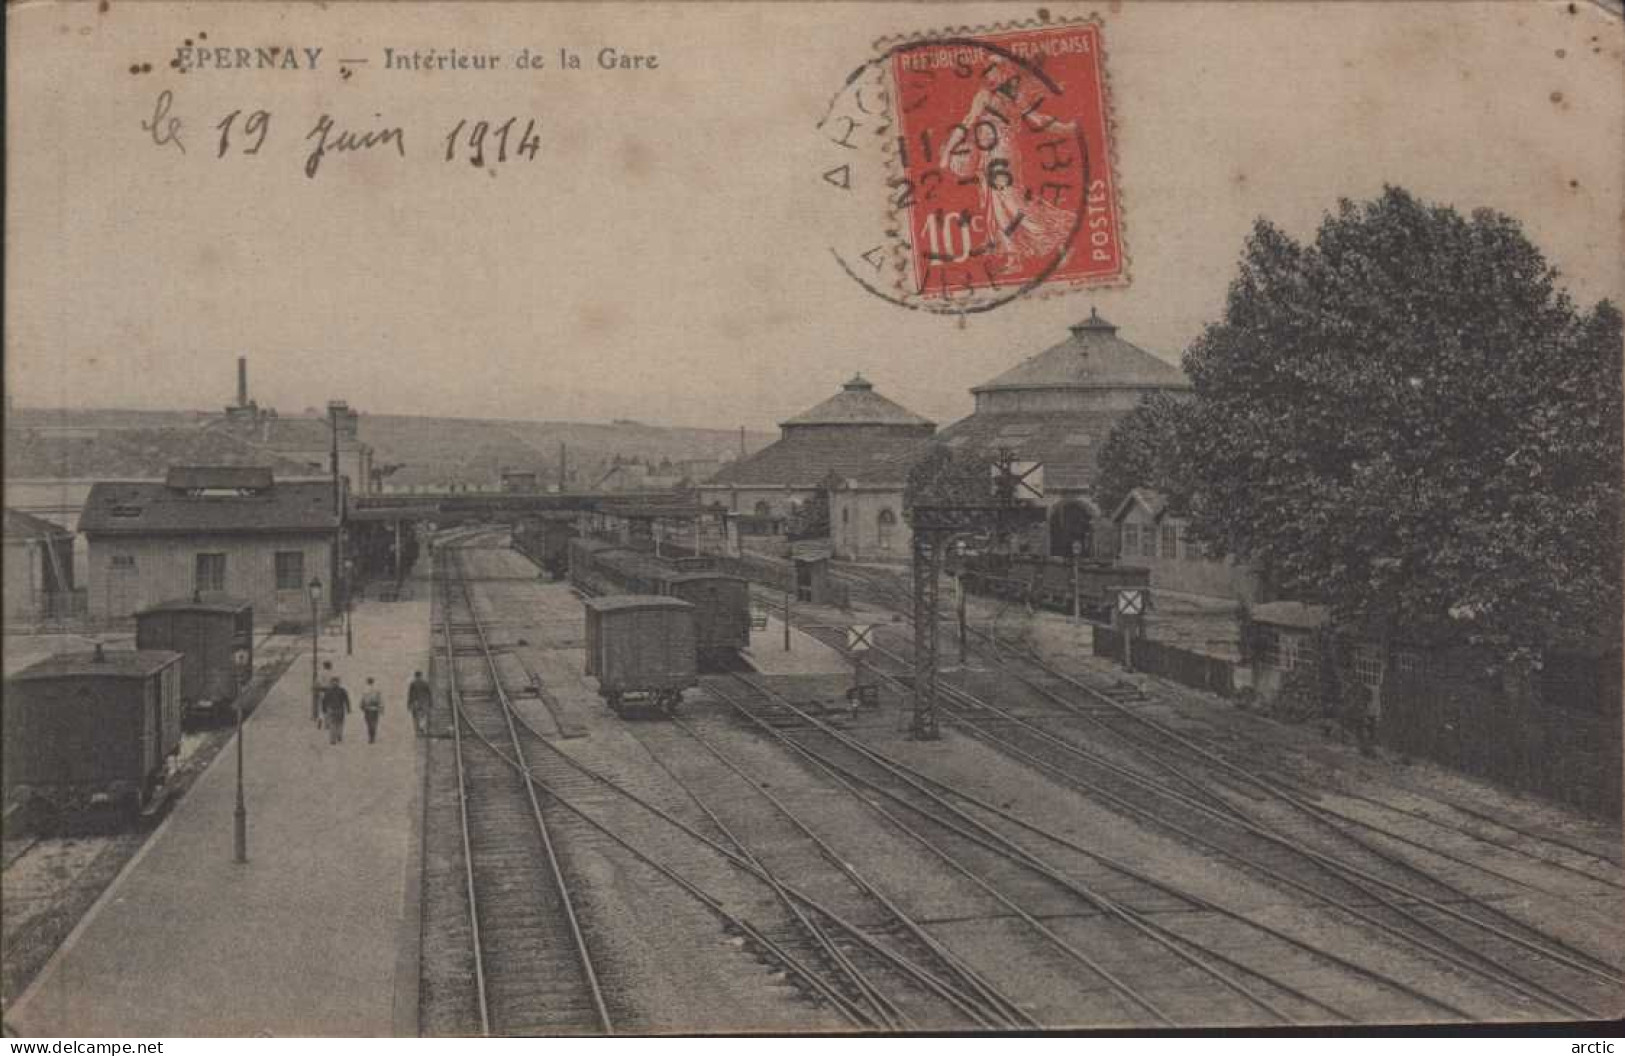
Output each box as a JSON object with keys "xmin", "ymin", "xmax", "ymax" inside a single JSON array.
[
  {"xmin": 819, "ymin": 566, "xmax": 1623, "ymax": 1020},
  {"xmin": 619, "ymin": 714, "xmax": 1037, "ymax": 1030},
  {"xmin": 438, "ymin": 547, "xmax": 614, "ymax": 1035},
  {"xmin": 437, "ymin": 541, "xmax": 1030, "ymax": 1031},
  {"xmin": 705, "ymin": 672, "xmax": 1476, "ymax": 1026}
]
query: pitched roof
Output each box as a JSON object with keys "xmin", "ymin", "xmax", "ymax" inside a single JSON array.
[
  {"xmin": 780, "ymin": 375, "xmax": 935, "ymax": 429},
  {"xmin": 4, "ymin": 508, "xmax": 72, "ymax": 540},
  {"xmin": 79, "ymin": 479, "xmax": 340, "ymax": 536},
  {"xmin": 925, "ymin": 408, "xmax": 1133, "ymax": 492},
  {"xmin": 10, "ymin": 648, "xmax": 182, "ymax": 681},
  {"xmin": 973, "ymin": 310, "xmax": 1191, "ymax": 393},
  {"xmin": 703, "ymin": 430, "xmax": 933, "ymax": 489},
  {"xmin": 1110, "ymin": 488, "xmax": 1169, "ymax": 523}
]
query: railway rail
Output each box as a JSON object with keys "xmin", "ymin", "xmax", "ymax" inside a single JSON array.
[
  {"xmin": 818, "ymin": 566, "xmax": 1623, "ymax": 1020},
  {"xmin": 438, "ymin": 547, "xmax": 613, "ymax": 1035},
  {"xmin": 438, "ymin": 540, "xmax": 1036, "ymax": 1031}
]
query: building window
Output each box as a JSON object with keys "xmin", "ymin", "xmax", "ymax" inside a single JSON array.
[
  {"xmin": 110, "ymin": 554, "xmax": 137, "ymax": 570},
  {"xmin": 841, "ymin": 507, "xmax": 850, "ymax": 524},
  {"xmin": 1160, "ymin": 525, "xmax": 1178, "ymax": 560},
  {"xmin": 1181, "ymin": 528, "xmax": 1202, "ymax": 562},
  {"xmin": 1140, "ymin": 525, "xmax": 1157, "ymax": 559},
  {"xmin": 1352, "ymin": 647, "xmax": 1385, "ymax": 688},
  {"xmin": 1258, "ymin": 627, "xmax": 1305, "ymax": 670},
  {"xmin": 1121, "ymin": 524, "xmax": 1139, "ymax": 557},
  {"xmin": 877, "ymin": 508, "xmax": 896, "ymax": 551},
  {"xmin": 275, "ymin": 551, "xmax": 305, "ymax": 591},
  {"xmin": 195, "ymin": 553, "xmax": 227, "ymax": 593}
]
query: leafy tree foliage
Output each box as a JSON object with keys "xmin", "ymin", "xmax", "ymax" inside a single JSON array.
[
  {"xmin": 1182, "ymin": 187, "xmax": 1622, "ymax": 655},
  {"xmin": 786, "ymin": 485, "xmax": 831, "ymax": 541},
  {"xmin": 1095, "ymin": 391, "xmax": 1197, "ymax": 518}
]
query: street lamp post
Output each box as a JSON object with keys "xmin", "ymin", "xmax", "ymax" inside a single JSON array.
[
  {"xmin": 309, "ymin": 577, "xmax": 324, "ymax": 723},
  {"xmin": 343, "ymin": 558, "xmax": 354, "ymax": 656},
  {"xmin": 233, "ymin": 686, "xmax": 248, "ymax": 863}
]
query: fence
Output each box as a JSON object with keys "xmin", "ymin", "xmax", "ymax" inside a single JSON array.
[
  {"xmin": 1380, "ymin": 650, "xmax": 1621, "ymax": 819},
  {"xmin": 1092, "ymin": 625, "xmax": 1236, "ymax": 698}
]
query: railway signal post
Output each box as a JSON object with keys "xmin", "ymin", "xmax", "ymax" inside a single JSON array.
[{"xmin": 903, "ymin": 449, "xmax": 1044, "ymax": 740}]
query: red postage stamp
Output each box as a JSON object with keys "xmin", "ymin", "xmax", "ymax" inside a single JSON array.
[
  {"xmin": 817, "ymin": 18, "xmax": 1125, "ymax": 313},
  {"xmin": 886, "ymin": 21, "xmax": 1125, "ymax": 303}
]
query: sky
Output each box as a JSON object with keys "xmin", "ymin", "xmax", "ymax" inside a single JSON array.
[{"xmin": 6, "ymin": 1, "xmax": 1622, "ymax": 432}]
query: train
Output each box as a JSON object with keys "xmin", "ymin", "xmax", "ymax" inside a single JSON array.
[
  {"xmin": 512, "ymin": 515, "xmax": 578, "ymax": 579},
  {"xmin": 956, "ymin": 553, "xmax": 1152, "ymax": 620},
  {"xmin": 582, "ymin": 595, "xmax": 697, "ymax": 716},
  {"xmin": 134, "ymin": 597, "xmax": 254, "ymax": 724},
  {"xmin": 3, "ymin": 645, "xmax": 185, "ymax": 832},
  {"xmin": 567, "ymin": 537, "xmax": 751, "ymax": 664}
]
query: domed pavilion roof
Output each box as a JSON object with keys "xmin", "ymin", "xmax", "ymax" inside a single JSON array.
[
  {"xmin": 780, "ymin": 374, "xmax": 936, "ymax": 430},
  {"xmin": 971, "ymin": 310, "xmax": 1190, "ymax": 394}
]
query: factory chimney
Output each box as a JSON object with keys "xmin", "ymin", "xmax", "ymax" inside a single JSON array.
[{"xmin": 237, "ymin": 356, "xmax": 249, "ymax": 407}]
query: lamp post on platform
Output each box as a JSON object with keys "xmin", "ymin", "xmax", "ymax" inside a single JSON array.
[
  {"xmin": 344, "ymin": 558, "xmax": 355, "ymax": 656},
  {"xmin": 309, "ymin": 577, "xmax": 324, "ymax": 723},
  {"xmin": 232, "ymin": 666, "xmax": 249, "ymax": 863}
]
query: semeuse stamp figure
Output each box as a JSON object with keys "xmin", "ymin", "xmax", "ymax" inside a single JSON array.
[{"xmin": 817, "ymin": 19, "xmax": 1125, "ymax": 313}]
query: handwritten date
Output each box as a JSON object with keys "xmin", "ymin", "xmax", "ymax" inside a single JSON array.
[{"xmin": 145, "ymin": 92, "xmax": 540, "ymax": 178}]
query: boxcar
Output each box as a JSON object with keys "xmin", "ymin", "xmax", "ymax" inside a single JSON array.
[
  {"xmin": 3, "ymin": 646, "xmax": 184, "ymax": 829},
  {"xmin": 135, "ymin": 598, "xmax": 254, "ymax": 723},
  {"xmin": 583, "ymin": 595, "xmax": 696, "ymax": 715},
  {"xmin": 514, "ymin": 516, "xmax": 577, "ymax": 579},
  {"xmin": 570, "ymin": 539, "xmax": 751, "ymax": 661},
  {"xmin": 666, "ymin": 572, "xmax": 751, "ymax": 659}
]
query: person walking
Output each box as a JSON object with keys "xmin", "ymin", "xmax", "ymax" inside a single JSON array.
[
  {"xmin": 314, "ymin": 660, "xmax": 335, "ymax": 725},
  {"xmin": 407, "ymin": 671, "xmax": 432, "ymax": 736},
  {"xmin": 321, "ymin": 675, "xmax": 352, "ymax": 745},
  {"xmin": 361, "ymin": 678, "xmax": 384, "ymax": 744}
]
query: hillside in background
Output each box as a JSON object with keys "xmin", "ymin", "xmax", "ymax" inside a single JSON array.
[{"xmin": 5, "ymin": 406, "xmax": 773, "ymax": 487}]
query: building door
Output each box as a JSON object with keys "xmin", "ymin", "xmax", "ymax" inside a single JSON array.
[
  {"xmin": 107, "ymin": 556, "xmax": 140, "ymax": 617},
  {"xmin": 1048, "ymin": 501, "xmax": 1093, "ymax": 558}
]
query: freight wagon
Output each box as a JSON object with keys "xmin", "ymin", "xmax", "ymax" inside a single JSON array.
[
  {"xmin": 3, "ymin": 645, "xmax": 184, "ymax": 832},
  {"xmin": 135, "ymin": 597, "xmax": 254, "ymax": 724},
  {"xmin": 957, "ymin": 554, "xmax": 1151, "ymax": 620},
  {"xmin": 569, "ymin": 537, "xmax": 750, "ymax": 661},
  {"xmin": 582, "ymin": 595, "xmax": 697, "ymax": 715},
  {"xmin": 513, "ymin": 516, "xmax": 577, "ymax": 579}
]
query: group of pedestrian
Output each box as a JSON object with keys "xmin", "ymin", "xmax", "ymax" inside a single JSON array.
[{"xmin": 314, "ymin": 668, "xmax": 435, "ymax": 745}]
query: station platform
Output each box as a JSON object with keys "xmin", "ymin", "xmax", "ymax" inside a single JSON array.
[
  {"xmin": 7, "ymin": 596, "xmax": 431, "ymax": 1038},
  {"xmin": 740, "ymin": 613, "xmax": 853, "ymax": 676}
]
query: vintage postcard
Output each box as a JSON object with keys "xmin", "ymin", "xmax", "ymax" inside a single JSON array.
[{"xmin": 3, "ymin": 0, "xmax": 1622, "ymax": 1040}]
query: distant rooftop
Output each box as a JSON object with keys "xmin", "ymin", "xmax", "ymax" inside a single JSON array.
[
  {"xmin": 972, "ymin": 310, "xmax": 1191, "ymax": 394},
  {"xmin": 80, "ymin": 477, "xmax": 341, "ymax": 536},
  {"xmin": 780, "ymin": 374, "xmax": 936, "ymax": 430}
]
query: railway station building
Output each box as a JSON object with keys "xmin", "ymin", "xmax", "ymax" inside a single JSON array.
[
  {"xmin": 79, "ymin": 466, "xmax": 341, "ymax": 625},
  {"xmin": 829, "ymin": 311, "xmax": 1193, "ymax": 563},
  {"xmin": 698, "ymin": 374, "xmax": 935, "ymax": 548}
]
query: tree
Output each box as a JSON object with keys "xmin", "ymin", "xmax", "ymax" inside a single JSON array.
[
  {"xmin": 1095, "ymin": 391, "xmax": 1196, "ymax": 517},
  {"xmin": 1183, "ymin": 186, "xmax": 1622, "ymax": 656},
  {"xmin": 786, "ymin": 483, "xmax": 831, "ymax": 541}
]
